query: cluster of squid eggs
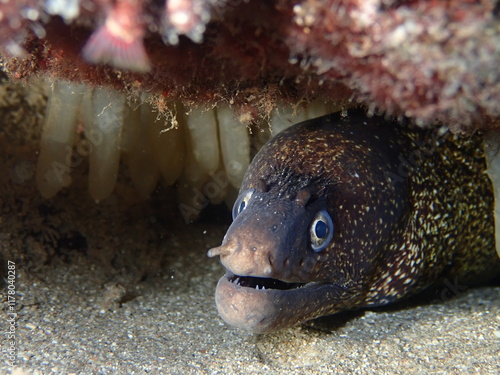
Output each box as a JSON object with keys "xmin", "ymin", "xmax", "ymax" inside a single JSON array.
[{"xmin": 34, "ymin": 80, "xmax": 339, "ymax": 221}]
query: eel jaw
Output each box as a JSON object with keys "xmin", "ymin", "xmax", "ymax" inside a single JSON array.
[{"xmin": 214, "ymin": 272, "xmax": 330, "ymax": 334}]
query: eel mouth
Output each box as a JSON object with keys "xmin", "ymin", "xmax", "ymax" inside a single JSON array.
[
  {"xmin": 226, "ymin": 272, "xmax": 305, "ymax": 291},
  {"xmin": 215, "ymin": 271, "xmax": 328, "ymax": 333}
]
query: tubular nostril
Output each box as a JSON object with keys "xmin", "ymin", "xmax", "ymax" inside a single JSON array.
[{"xmin": 207, "ymin": 246, "xmax": 232, "ymax": 258}]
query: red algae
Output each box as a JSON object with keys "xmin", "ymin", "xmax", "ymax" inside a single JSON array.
[
  {"xmin": 0, "ymin": 0, "xmax": 498, "ymax": 128},
  {"xmin": 82, "ymin": 0, "xmax": 151, "ymax": 73}
]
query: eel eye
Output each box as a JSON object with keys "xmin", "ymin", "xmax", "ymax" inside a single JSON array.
[
  {"xmin": 309, "ymin": 210, "xmax": 334, "ymax": 252},
  {"xmin": 232, "ymin": 189, "xmax": 255, "ymax": 219}
]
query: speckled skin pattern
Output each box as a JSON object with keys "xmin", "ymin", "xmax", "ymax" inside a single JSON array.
[{"xmin": 209, "ymin": 110, "xmax": 500, "ymax": 333}]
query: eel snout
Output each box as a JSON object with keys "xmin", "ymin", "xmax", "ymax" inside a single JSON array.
[
  {"xmin": 207, "ymin": 240, "xmax": 274, "ymax": 278},
  {"xmin": 208, "ymin": 239, "xmax": 305, "ymax": 333},
  {"xmin": 208, "ymin": 242, "xmax": 329, "ymax": 333}
]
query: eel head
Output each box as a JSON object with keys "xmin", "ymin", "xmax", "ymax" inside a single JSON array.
[
  {"xmin": 208, "ymin": 187, "xmax": 355, "ymax": 333},
  {"xmin": 208, "ymin": 113, "xmax": 407, "ymax": 333}
]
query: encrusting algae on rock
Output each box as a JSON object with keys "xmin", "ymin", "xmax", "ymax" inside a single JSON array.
[{"xmin": 209, "ymin": 110, "xmax": 500, "ymax": 333}]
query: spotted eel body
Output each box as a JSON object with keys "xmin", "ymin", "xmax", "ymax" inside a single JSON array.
[{"xmin": 208, "ymin": 110, "xmax": 500, "ymax": 333}]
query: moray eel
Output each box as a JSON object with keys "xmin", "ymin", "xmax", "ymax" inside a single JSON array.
[{"xmin": 208, "ymin": 110, "xmax": 500, "ymax": 333}]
